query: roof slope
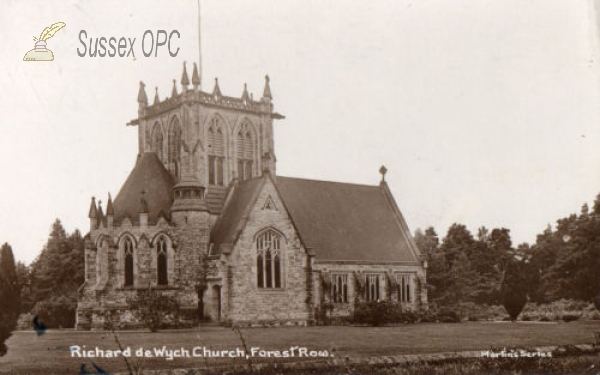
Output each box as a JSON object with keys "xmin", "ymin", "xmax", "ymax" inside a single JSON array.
[
  {"xmin": 275, "ymin": 177, "xmax": 418, "ymax": 262},
  {"xmin": 211, "ymin": 176, "xmax": 265, "ymax": 246},
  {"xmin": 113, "ymin": 152, "xmax": 174, "ymax": 224}
]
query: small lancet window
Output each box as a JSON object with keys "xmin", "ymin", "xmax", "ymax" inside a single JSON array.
[
  {"xmin": 397, "ymin": 274, "xmax": 412, "ymax": 302},
  {"xmin": 366, "ymin": 274, "xmax": 380, "ymax": 301},
  {"xmin": 124, "ymin": 238, "xmax": 134, "ymax": 287},
  {"xmin": 157, "ymin": 237, "xmax": 168, "ymax": 286}
]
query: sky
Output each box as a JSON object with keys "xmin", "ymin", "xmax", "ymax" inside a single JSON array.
[{"xmin": 1, "ymin": 0, "xmax": 600, "ymax": 264}]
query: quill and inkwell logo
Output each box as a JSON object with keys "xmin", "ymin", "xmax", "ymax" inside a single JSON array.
[{"xmin": 23, "ymin": 22, "xmax": 66, "ymax": 61}]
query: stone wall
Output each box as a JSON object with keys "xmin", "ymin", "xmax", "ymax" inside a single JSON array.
[
  {"xmin": 312, "ymin": 262, "xmax": 427, "ymax": 318},
  {"xmin": 77, "ymin": 211, "xmax": 208, "ymax": 329},
  {"xmin": 224, "ymin": 178, "xmax": 311, "ymax": 325}
]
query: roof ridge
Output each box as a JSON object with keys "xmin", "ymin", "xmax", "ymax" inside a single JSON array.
[{"xmin": 276, "ymin": 175, "xmax": 378, "ymax": 189}]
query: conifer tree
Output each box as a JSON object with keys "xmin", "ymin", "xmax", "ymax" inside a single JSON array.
[
  {"xmin": 501, "ymin": 257, "xmax": 528, "ymax": 321},
  {"xmin": 0, "ymin": 243, "xmax": 20, "ymax": 356}
]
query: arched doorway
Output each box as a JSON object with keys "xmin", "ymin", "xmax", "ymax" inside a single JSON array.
[
  {"xmin": 212, "ymin": 285, "xmax": 221, "ymax": 321},
  {"xmin": 197, "ymin": 287, "xmax": 205, "ymax": 322}
]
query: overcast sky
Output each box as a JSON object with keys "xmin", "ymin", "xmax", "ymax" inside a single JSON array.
[{"xmin": 2, "ymin": 0, "xmax": 600, "ymax": 264}]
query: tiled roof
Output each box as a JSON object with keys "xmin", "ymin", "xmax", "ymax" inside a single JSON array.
[
  {"xmin": 206, "ymin": 186, "xmax": 229, "ymax": 214},
  {"xmin": 210, "ymin": 177, "xmax": 265, "ymax": 252},
  {"xmin": 276, "ymin": 177, "xmax": 419, "ymax": 263},
  {"xmin": 210, "ymin": 174, "xmax": 420, "ymax": 263},
  {"xmin": 113, "ymin": 152, "xmax": 174, "ymax": 225}
]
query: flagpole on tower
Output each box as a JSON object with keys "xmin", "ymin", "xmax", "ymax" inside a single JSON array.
[{"xmin": 197, "ymin": 0, "xmax": 202, "ymax": 90}]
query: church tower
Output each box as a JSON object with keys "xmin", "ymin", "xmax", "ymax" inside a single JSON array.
[{"xmin": 130, "ymin": 62, "xmax": 282, "ymax": 200}]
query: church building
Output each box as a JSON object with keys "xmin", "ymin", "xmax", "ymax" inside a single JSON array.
[{"xmin": 76, "ymin": 62, "xmax": 427, "ymax": 329}]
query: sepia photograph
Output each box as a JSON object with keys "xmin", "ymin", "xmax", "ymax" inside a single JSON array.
[{"xmin": 1, "ymin": 1, "xmax": 600, "ymax": 374}]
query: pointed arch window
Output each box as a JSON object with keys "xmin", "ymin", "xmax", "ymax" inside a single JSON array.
[
  {"xmin": 365, "ymin": 274, "xmax": 380, "ymax": 302},
  {"xmin": 156, "ymin": 237, "xmax": 168, "ymax": 286},
  {"xmin": 236, "ymin": 121, "xmax": 255, "ymax": 181},
  {"xmin": 168, "ymin": 119, "xmax": 182, "ymax": 178},
  {"xmin": 124, "ymin": 238, "xmax": 134, "ymax": 287},
  {"xmin": 152, "ymin": 122, "xmax": 164, "ymax": 162},
  {"xmin": 256, "ymin": 230, "xmax": 282, "ymax": 288},
  {"xmin": 397, "ymin": 274, "xmax": 412, "ymax": 303},
  {"xmin": 331, "ymin": 274, "xmax": 348, "ymax": 303},
  {"xmin": 208, "ymin": 117, "xmax": 225, "ymax": 186},
  {"xmin": 96, "ymin": 239, "xmax": 107, "ymax": 283}
]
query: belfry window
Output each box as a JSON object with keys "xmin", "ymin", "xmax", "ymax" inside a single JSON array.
[
  {"xmin": 331, "ymin": 274, "xmax": 348, "ymax": 303},
  {"xmin": 365, "ymin": 274, "xmax": 380, "ymax": 302},
  {"xmin": 156, "ymin": 237, "xmax": 168, "ymax": 286},
  {"xmin": 124, "ymin": 238, "xmax": 134, "ymax": 287},
  {"xmin": 168, "ymin": 119, "xmax": 182, "ymax": 178},
  {"xmin": 208, "ymin": 117, "xmax": 225, "ymax": 186},
  {"xmin": 397, "ymin": 274, "xmax": 412, "ymax": 302},
  {"xmin": 256, "ymin": 230, "xmax": 282, "ymax": 288},
  {"xmin": 152, "ymin": 122, "xmax": 164, "ymax": 162},
  {"xmin": 236, "ymin": 122, "xmax": 255, "ymax": 181}
]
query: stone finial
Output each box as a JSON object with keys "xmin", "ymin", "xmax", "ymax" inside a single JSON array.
[
  {"xmin": 192, "ymin": 62, "xmax": 200, "ymax": 90},
  {"xmin": 171, "ymin": 79, "xmax": 178, "ymax": 97},
  {"xmin": 106, "ymin": 193, "xmax": 114, "ymax": 216},
  {"xmin": 241, "ymin": 83, "xmax": 250, "ymax": 102},
  {"xmin": 379, "ymin": 165, "xmax": 388, "ymax": 182},
  {"xmin": 154, "ymin": 87, "xmax": 160, "ymax": 104},
  {"xmin": 88, "ymin": 196, "xmax": 97, "ymax": 218},
  {"xmin": 181, "ymin": 61, "xmax": 190, "ymax": 89},
  {"xmin": 262, "ymin": 74, "xmax": 272, "ymax": 99},
  {"xmin": 213, "ymin": 78, "xmax": 221, "ymax": 97},
  {"xmin": 137, "ymin": 81, "xmax": 148, "ymax": 106},
  {"xmin": 97, "ymin": 200, "xmax": 104, "ymax": 220}
]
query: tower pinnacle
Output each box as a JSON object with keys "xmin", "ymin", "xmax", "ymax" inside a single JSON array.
[
  {"xmin": 262, "ymin": 75, "xmax": 272, "ymax": 99},
  {"xmin": 192, "ymin": 62, "xmax": 200, "ymax": 90},
  {"xmin": 137, "ymin": 81, "xmax": 148, "ymax": 106},
  {"xmin": 181, "ymin": 61, "xmax": 190, "ymax": 90}
]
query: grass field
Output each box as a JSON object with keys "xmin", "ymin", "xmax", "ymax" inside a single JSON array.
[{"xmin": 1, "ymin": 321, "xmax": 599, "ymax": 374}]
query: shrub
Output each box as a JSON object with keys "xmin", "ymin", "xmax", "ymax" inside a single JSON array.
[
  {"xmin": 32, "ymin": 295, "xmax": 77, "ymax": 328},
  {"xmin": 352, "ymin": 301, "xmax": 412, "ymax": 326},
  {"xmin": 127, "ymin": 288, "xmax": 180, "ymax": 332},
  {"xmin": 562, "ymin": 314, "xmax": 580, "ymax": 323},
  {"xmin": 521, "ymin": 314, "xmax": 531, "ymax": 321},
  {"xmin": 314, "ymin": 302, "xmax": 334, "ymax": 326},
  {"xmin": 418, "ymin": 310, "xmax": 438, "ymax": 323},
  {"xmin": 594, "ymin": 295, "xmax": 600, "ymax": 312},
  {"xmin": 0, "ymin": 310, "xmax": 17, "ymax": 356},
  {"xmin": 437, "ymin": 308, "xmax": 461, "ymax": 323}
]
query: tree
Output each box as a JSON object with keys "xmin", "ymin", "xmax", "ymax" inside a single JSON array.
[
  {"xmin": 15, "ymin": 261, "xmax": 32, "ymax": 313},
  {"xmin": 414, "ymin": 227, "xmax": 439, "ymax": 258},
  {"xmin": 0, "ymin": 243, "xmax": 20, "ymax": 318},
  {"xmin": 428, "ymin": 224, "xmax": 478, "ymax": 305},
  {"xmin": 127, "ymin": 288, "xmax": 180, "ymax": 332},
  {"xmin": 440, "ymin": 224, "xmax": 475, "ymax": 268},
  {"xmin": 501, "ymin": 257, "xmax": 528, "ymax": 321},
  {"xmin": 0, "ymin": 243, "xmax": 21, "ymax": 356},
  {"xmin": 28, "ymin": 220, "xmax": 85, "ymax": 328}
]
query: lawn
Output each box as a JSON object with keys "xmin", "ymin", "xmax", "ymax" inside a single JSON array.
[{"xmin": 1, "ymin": 321, "xmax": 599, "ymax": 374}]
